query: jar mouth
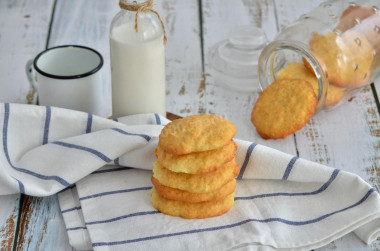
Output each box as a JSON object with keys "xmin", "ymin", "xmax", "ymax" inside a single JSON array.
[{"xmin": 258, "ymin": 40, "xmax": 328, "ymax": 112}]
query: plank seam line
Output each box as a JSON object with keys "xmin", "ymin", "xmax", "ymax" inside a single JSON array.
[
  {"xmin": 197, "ymin": 0, "xmax": 207, "ymax": 114},
  {"xmin": 293, "ymin": 134, "xmax": 300, "ymax": 158},
  {"xmin": 12, "ymin": 194, "xmax": 24, "ymax": 251},
  {"xmin": 370, "ymin": 83, "xmax": 380, "ymax": 117},
  {"xmin": 45, "ymin": 0, "xmax": 58, "ymax": 49},
  {"xmin": 197, "ymin": 0, "xmax": 205, "ymax": 74},
  {"xmin": 272, "ymin": 0, "xmax": 280, "ymax": 32}
]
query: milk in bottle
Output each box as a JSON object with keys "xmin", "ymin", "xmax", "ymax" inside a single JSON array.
[{"xmin": 110, "ymin": 0, "xmax": 166, "ymax": 117}]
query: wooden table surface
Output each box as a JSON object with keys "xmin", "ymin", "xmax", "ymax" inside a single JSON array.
[{"xmin": 0, "ymin": 0, "xmax": 379, "ymax": 250}]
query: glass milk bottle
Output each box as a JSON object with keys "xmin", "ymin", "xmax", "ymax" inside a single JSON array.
[{"xmin": 110, "ymin": 0, "xmax": 166, "ymax": 117}]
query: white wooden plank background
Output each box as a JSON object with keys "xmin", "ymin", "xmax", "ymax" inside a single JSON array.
[
  {"xmin": 159, "ymin": 0, "xmax": 204, "ymax": 117},
  {"xmin": 0, "ymin": 195, "xmax": 19, "ymax": 251},
  {"xmin": 0, "ymin": 0, "xmax": 379, "ymax": 250},
  {"xmin": 0, "ymin": 0, "xmax": 55, "ymax": 250},
  {"xmin": 0, "ymin": 0, "xmax": 54, "ymax": 103},
  {"xmin": 15, "ymin": 196, "xmax": 73, "ymax": 250}
]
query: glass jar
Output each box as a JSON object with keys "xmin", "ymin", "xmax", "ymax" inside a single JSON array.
[
  {"xmin": 258, "ymin": 0, "xmax": 380, "ymax": 111},
  {"xmin": 110, "ymin": 0, "xmax": 166, "ymax": 117}
]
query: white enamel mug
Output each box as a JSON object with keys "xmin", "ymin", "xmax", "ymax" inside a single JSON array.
[{"xmin": 26, "ymin": 45, "xmax": 104, "ymax": 115}]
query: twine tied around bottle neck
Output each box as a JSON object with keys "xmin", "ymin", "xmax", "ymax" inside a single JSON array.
[{"xmin": 119, "ymin": 0, "xmax": 167, "ymax": 45}]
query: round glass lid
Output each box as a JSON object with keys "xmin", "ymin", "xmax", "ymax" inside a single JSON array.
[{"xmin": 208, "ymin": 26, "xmax": 268, "ymax": 91}]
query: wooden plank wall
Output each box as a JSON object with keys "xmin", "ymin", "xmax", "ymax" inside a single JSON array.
[{"xmin": 0, "ymin": 0, "xmax": 55, "ymax": 250}]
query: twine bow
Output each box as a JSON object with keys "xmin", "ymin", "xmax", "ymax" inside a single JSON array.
[{"xmin": 119, "ymin": 0, "xmax": 167, "ymax": 45}]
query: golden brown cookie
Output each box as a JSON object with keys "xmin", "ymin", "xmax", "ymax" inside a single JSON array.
[
  {"xmin": 155, "ymin": 140, "xmax": 237, "ymax": 174},
  {"xmin": 251, "ymin": 79, "xmax": 317, "ymax": 139},
  {"xmin": 152, "ymin": 157, "xmax": 240, "ymax": 193},
  {"xmin": 151, "ymin": 176, "xmax": 236, "ymax": 203},
  {"xmin": 151, "ymin": 187, "xmax": 234, "ymax": 219},
  {"xmin": 302, "ymin": 56, "xmax": 327, "ymax": 78},
  {"xmin": 335, "ymin": 5, "xmax": 376, "ymax": 33},
  {"xmin": 309, "ymin": 31, "xmax": 373, "ymax": 89},
  {"xmin": 350, "ymin": 12, "xmax": 380, "ymax": 67},
  {"xmin": 158, "ymin": 114, "xmax": 236, "ymax": 155},
  {"xmin": 278, "ymin": 62, "xmax": 347, "ymax": 107}
]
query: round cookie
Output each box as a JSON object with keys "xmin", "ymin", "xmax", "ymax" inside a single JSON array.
[
  {"xmin": 251, "ymin": 79, "xmax": 317, "ymax": 139},
  {"xmin": 152, "ymin": 157, "xmax": 240, "ymax": 193},
  {"xmin": 349, "ymin": 12, "xmax": 380, "ymax": 67},
  {"xmin": 151, "ymin": 188, "xmax": 235, "ymax": 219},
  {"xmin": 335, "ymin": 5, "xmax": 376, "ymax": 33},
  {"xmin": 151, "ymin": 176, "xmax": 236, "ymax": 203},
  {"xmin": 278, "ymin": 62, "xmax": 347, "ymax": 107},
  {"xmin": 155, "ymin": 140, "xmax": 237, "ymax": 174},
  {"xmin": 158, "ymin": 114, "xmax": 236, "ymax": 155},
  {"xmin": 309, "ymin": 31, "xmax": 373, "ymax": 89}
]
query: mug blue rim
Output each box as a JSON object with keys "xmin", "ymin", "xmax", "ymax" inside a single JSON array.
[{"xmin": 33, "ymin": 45, "xmax": 104, "ymax": 80}]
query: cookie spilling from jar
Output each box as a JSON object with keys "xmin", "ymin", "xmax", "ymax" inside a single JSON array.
[
  {"xmin": 251, "ymin": 6, "xmax": 379, "ymax": 140},
  {"xmin": 151, "ymin": 114, "xmax": 240, "ymax": 219},
  {"xmin": 309, "ymin": 31, "xmax": 374, "ymax": 89},
  {"xmin": 251, "ymin": 79, "xmax": 317, "ymax": 140},
  {"xmin": 278, "ymin": 62, "xmax": 347, "ymax": 107}
]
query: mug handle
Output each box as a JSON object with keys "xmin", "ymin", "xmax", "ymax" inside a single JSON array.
[
  {"xmin": 26, "ymin": 59, "xmax": 38, "ymax": 91},
  {"xmin": 25, "ymin": 59, "xmax": 38, "ymax": 104}
]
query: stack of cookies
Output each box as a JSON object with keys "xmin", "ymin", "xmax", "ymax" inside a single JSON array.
[{"xmin": 151, "ymin": 114, "xmax": 240, "ymax": 219}]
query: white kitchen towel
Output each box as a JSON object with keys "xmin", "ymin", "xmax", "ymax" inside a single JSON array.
[{"xmin": 1, "ymin": 103, "xmax": 380, "ymax": 250}]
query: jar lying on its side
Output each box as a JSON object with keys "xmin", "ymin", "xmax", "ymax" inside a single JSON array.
[{"xmin": 258, "ymin": 0, "xmax": 380, "ymax": 112}]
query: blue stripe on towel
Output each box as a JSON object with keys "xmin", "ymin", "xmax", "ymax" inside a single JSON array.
[
  {"xmin": 237, "ymin": 143, "xmax": 257, "ymax": 179},
  {"xmin": 86, "ymin": 113, "xmax": 93, "ymax": 133},
  {"xmin": 80, "ymin": 186, "xmax": 152, "ymax": 201},
  {"xmin": 61, "ymin": 206, "xmax": 82, "ymax": 214},
  {"xmin": 10, "ymin": 167, "xmax": 70, "ymax": 187},
  {"xmin": 154, "ymin": 113, "xmax": 161, "ymax": 125},
  {"xmin": 2, "ymin": 104, "xmax": 25, "ymax": 193},
  {"xmin": 235, "ymin": 169, "xmax": 340, "ymax": 200},
  {"xmin": 91, "ymin": 166, "xmax": 132, "ymax": 174},
  {"xmin": 3, "ymin": 104, "xmax": 70, "ymax": 189},
  {"xmin": 52, "ymin": 141, "xmax": 112, "ymax": 163},
  {"xmin": 16, "ymin": 178, "xmax": 25, "ymax": 194},
  {"xmin": 114, "ymin": 158, "xmax": 120, "ymax": 166},
  {"xmin": 42, "ymin": 106, "xmax": 51, "ymax": 145},
  {"xmin": 92, "ymin": 187, "xmax": 375, "ymax": 247},
  {"xmin": 282, "ymin": 156, "xmax": 298, "ymax": 180},
  {"xmin": 111, "ymin": 128, "xmax": 151, "ymax": 141},
  {"xmin": 86, "ymin": 211, "xmax": 160, "ymax": 225},
  {"xmin": 67, "ymin": 226, "xmax": 87, "ymax": 231}
]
